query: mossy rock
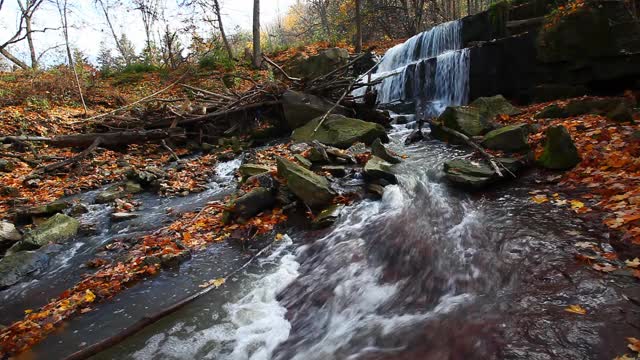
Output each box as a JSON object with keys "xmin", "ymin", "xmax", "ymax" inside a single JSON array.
[
  {"xmin": 364, "ymin": 156, "xmax": 398, "ymax": 185},
  {"xmin": 312, "ymin": 205, "xmax": 344, "ymax": 229},
  {"xmin": 238, "ymin": 164, "xmax": 272, "ymax": 178},
  {"xmin": 537, "ymin": 125, "xmax": 581, "ymax": 170},
  {"xmin": 443, "ymin": 157, "xmax": 524, "ymax": 190},
  {"xmin": 292, "ymin": 114, "xmax": 388, "ymax": 149},
  {"xmin": 276, "ymin": 157, "xmax": 335, "ymax": 208},
  {"xmin": 482, "ymin": 124, "xmax": 530, "ymax": 152},
  {"xmin": 371, "ymin": 138, "xmax": 402, "ymax": 164},
  {"xmin": 564, "ymin": 97, "xmax": 634, "ymax": 123},
  {"xmin": 436, "ymin": 106, "xmax": 494, "ymax": 139},
  {"xmin": 9, "ymin": 214, "xmax": 79, "ymax": 252},
  {"xmin": 470, "ymin": 95, "xmax": 522, "ymax": 120}
]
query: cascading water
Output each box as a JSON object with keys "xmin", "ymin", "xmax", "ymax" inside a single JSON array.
[{"xmin": 357, "ymin": 20, "xmax": 470, "ymax": 116}]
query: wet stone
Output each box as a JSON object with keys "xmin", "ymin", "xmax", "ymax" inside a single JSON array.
[{"xmin": 111, "ymin": 212, "xmax": 139, "ymax": 222}]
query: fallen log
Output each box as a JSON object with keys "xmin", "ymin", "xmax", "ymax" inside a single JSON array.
[
  {"xmin": 4, "ymin": 128, "xmax": 185, "ymax": 148},
  {"xmin": 148, "ymin": 101, "xmax": 282, "ymax": 129},
  {"xmin": 38, "ymin": 137, "xmax": 103, "ymax": 173}
]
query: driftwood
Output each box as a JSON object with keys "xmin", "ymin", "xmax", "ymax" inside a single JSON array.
[
  {"xmin": 262, "ymin": 55, "xmax": 302, "ymax": 82},
  {"xmin": 61, "ymin": 239, "xmax": 279, "ymax": 360}
]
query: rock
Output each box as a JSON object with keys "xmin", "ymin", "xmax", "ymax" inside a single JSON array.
[
  {"xmin": 0, "ymin": 251, "xmax": 49, "ymax": 289},
  {"xmin": 308, "ymin": 141, "xmax": 330, "ymax": 163},
  {"xmin": 346, "ymin": 142, "xmax": 367, "ymax": 156},
  {"xmin": 371, "ymin": 138, "xmax": 402, "ymax": 164},
  {"xmin": 232, "ymin": 187, "xmax": 276, "ymax": 220},
  {"xmin": 290, "ymin": 143, "xmax": 311, "ymax": 154},
  {"xmin": 537, "ymin": 125, "xmax": 581, "ymax": 170},
  {"xmin": 160, "ymin": 250, "xmax": 191, "ymax": 268},
  {"xmin": 320, "ymin": 165, "xmax": 348, "ymax": 177},
  {"xmin": 9, "ymin": 214, "xmax": 80, "ymax": 253},
  {"xmin": 535, "ymin": 104, "xmax": 567, "ymax": 119},
  {"xmin": 292, "ymin": 114, "xmax": 388, "ymax": 149},
  {"xmin": 564, "ymin": 97, "xmax": 634, "ymax": 122},
  {"xmin": 14, "ymin": 200, "xmax": 71, "ymax": 223},
  {"xmin": 1, "ymin": 221, "xmax": 21, "ymax": 253},
  {"xmin": 287, "ymin": 48, "xmax": 349, "ymax": 80},
  {"xmin": 0, "ymin": 186, "xmax": 19, "ymax": 197},
  {"xmin": 293, "ymin": 154, "xmax": 312, "ymax": 169},
  {"xmin": 0, "ymin": 159, "xmax": 15, "ymax": 172},
  {"xmin": 124, "ymin": 181, "xmax": 143, "ymax": 194},
  {"xmin": 481, "ymin": 124, "xmax": 530, "ymax": 152},
  {"xmin": 201, "ymin": 142, "xmax": 215, "ymax": 153},
  {"xmin": 325, "ymin": 147, "xmax": 356, "ymax": 164},
  {"xmin": 217, "ymin": 151, "xmax": 236, "ymax": 162},
  {"xmin": 433, "ymin": 106, "xmax": 493, "ymax": 140},
  {"xmin": 95, "ymin": 184, "xmax": 124, "ymax": 204},
  {"xmin": 364, "ymin": 156, "xmax": 398, "ymax": 184},
  {"xmin": 281, "ymin": 90, "xmax": 348, "ymax": 129},
  {"xmin": 405, "ymin": 129, "xmax": 425, "ymax": 145},
  {"xmin": 470, "ymin": 95, "xmax": 522, "ymax": 119},
  {"xmin": 444, "ymin": 159, "xmax": 496, "ymax": 190},
  {"xmin": 276, "ymin": 157, "xmax": 335, "ymax": 207},
  {"xmin": 312, "ymin": 205, "xmax": 343, "ymax": 229},
  {"xmin": 111, "ymin": 212, "xmax": 139, "ymax": 222},
  {"xmin": 367, "ymin": 183, "xmax": 386, "ymax": 199},
  {"xmin": 239, "ymin": 164, "xmax": 272, "ymax": 178},
  {"xmin": 533, "ymin": 84, "xmax": 588, "ymax": 102},
  {"xmin": 245, "ymin": 172, "xmax": 278, "ymax": 191},
  {"xmin": 69, "ymin": 203, "xmax": 89, "ymax": 216},
  {"xmin": 126, "ymin": 167, "xmax": 165, "ymax": 187}
]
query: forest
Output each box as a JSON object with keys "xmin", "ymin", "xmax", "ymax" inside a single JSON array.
[{"xmin": 0, "ymin": 0, "xmax": 640, "ymax": 359}]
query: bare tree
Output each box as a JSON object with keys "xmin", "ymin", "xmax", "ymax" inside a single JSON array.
[
  {"xmin": 132, "ymin": 0, "xmax": 162, "ymax": 62},
  {"xmin": 252, "ymin": 0, "xmax": 261, "ymax": 68},
  {"xmin": 212, "ymin": 0, "xmax": 234, "ymax": 60},
  {"xmin": 0, "ymin": 0, "xmax": 53, "ymax": 69},
  {"xmin": 55, "ymin": 0, "xmax": 87, "ymax": 113},
  {"xmin": 94, "ymin": 0, "xmax": 131, "ymax": 65}
]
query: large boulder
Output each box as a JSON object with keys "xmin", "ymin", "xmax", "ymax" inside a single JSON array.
[
  {"xmin": 281, "ymin": 90, "xmax": 349, "ymax": 129},
  {"xmin": 371, "ymin": 138, "xmax": 402, "ymax": 164},
  {"xmin": 287, "ymin": 48, "xmax": 350, "ymax": 80},
  {"xmin": 276, "ymin": 157, "xmax": 335, "ymax": 207},
  {"xmin": 231, "ymin": 187, "xmax": 276, "ymax": 221},
  {"xmin": 481, "ymin": 124, "xmax": 530, "ymax": 152},
  {"xmin": 364, "ymin": 156, "xmax": 398, "ymax": 184},
  {"xmin": 292, "ymin": 114, "xmax": 388, "ymax": 149},
  {"xmin": 535, "ymin": 104, "xmax": 567, "ymax": 119},
  {"xmin": 9, "ymin": 214, "xmax": 80, "ymax": 252},
  {"xmin": 433, "ymin": 106, "xmax": 493, "ymax": 140},
  {"xmin": 0, "ymin": 251, "xmax": 49, "ymax": 290},
  {"xmin": 14, "ymin": 200, "xmax": 71, "ymax": 224},
  {"xmin": 537, "ymin": 125, "xmax": 581, "ymax": 170},
  {"xmin": 470, "ymin": 95, "xmax": 522, "ymax": 120}
]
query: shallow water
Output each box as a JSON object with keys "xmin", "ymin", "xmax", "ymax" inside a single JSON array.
[{"xmin": 16, "ymin": 125, "xmax": 626, "ymax": 360}]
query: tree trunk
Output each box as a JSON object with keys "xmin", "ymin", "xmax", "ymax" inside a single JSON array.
[
  {"xmin": 252, "ymin": 0, "xmax": 261, "ymax": 68},
  {"xmin": 57, "ymin": 0, "xmax": 87, "ymax": 113},
  {"xmin": 4, "ymin": 128, "xmax": 186, "ymax": 148},
  {"xmin": 355, "ymin": 0, "xmax": 363, "ymax": 53},
  {"xmin": 213, "ymin": 0, "xmax": 234, "ymax": 61},
  {"xmin": 0, "ymin": 48, "xmax": 29, "ymax": 70},
  {"xmin": 96, "ymin": 0, "xmax": 130, "ymax": 65},
  {"xmin": 24, "ymin": 14, "xmax": 37, "ymax": 68}
]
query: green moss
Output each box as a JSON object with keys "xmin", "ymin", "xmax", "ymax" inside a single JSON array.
[{"xmin": 488, "ymin": 1, "xmax": 510, "ymax": 37}]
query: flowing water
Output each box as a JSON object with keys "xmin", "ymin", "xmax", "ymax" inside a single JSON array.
[{"xmin": 6, "ymin": 19, "xmax": 637, "ymax": 360}]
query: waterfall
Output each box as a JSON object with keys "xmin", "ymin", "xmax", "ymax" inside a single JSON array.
[{"xmin": 358, "ymin": 20, "xmax": 470, "ymax": 116}]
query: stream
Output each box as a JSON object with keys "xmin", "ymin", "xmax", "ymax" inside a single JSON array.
[{"xmin": 10, "ymin": 123, "xmax": 635, "ymax": 360}]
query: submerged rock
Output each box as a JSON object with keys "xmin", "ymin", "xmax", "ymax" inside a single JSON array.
[
  {"xmin": 281, "ymin": 90, "xmax": 348, "ymax": 129},
  {"xmin": 9, "ymin": 214, "xmax": 79, "ymax": 252},
  {"xmin": 0, "ymin": 251, "xmax": 49, "ymax": 289},
  {"xmin": 470, "ymin": 95, "xmax": 522, "ymax": 119},
  {"xmin": 537, "ymin": 125, "xmax": 581, "ymax": 170},
  {"xmin": 292, "ymin": 114, "xmax": 388, "ymax": 149},
  {"xmin": 364, "ymin": 156, "xmax": 398, "ymax": 184},
  {"xmin": 111, "ymin": 212, "xmax": 139, "ymax": 222},
  {"xmin": 276, "ymin": 157, "xmax": 335, "ymax": 207},
  {"xmin": 232, "ymin": 187, "xmax": 276, "ymax": 221},
  {"xmin": 481, "ymin": 124, "xmax": 530, "ymax": 152},
  {"xmin": 371, "ymin": 138, "xmax": 402, "ymax": 164}
]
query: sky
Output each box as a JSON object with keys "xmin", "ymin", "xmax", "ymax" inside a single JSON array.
[{"xmin": 0, "ymin": 0, "xmax": 298, "ymax": 65}]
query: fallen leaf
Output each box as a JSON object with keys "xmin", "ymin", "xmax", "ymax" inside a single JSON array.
[
  {"xmin": 531, "ymin": 195, "xmax": 549, "ymax": 204},
  {"xmin": 565, "ymin": 304, "xmax": 587, "ymax": 315},
  {"xmin": 84, "ymin": 289, "xmax": 96, "ymax": 303},
  {"xmin": 275, "ymin": 233, "xmax": 284, "ymax": 241},
  {"xmin": 212, "ymin": 278, "xmax": 225, "ymax": 288},
  {"xmin": 570, "ymin": 200, "xmax": 585, "ymax": 211},
  {"xmin": 628, "ymin": 337, "xmax": 640, "ymax": 352},
  {"xmin": 24, "ymin": 309, "xmax": 33, "ymax": 315},
  {"xmin": 592, "ymin": 263, "xmax": 617, "ymax": 272},
  {"xmin": 625, "ymin": 258, "xmax": 640, "ymax": 268}
]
